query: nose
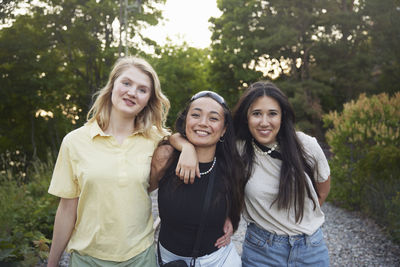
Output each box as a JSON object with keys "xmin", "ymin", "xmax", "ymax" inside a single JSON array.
[
  {"xmin": 198, "ymin": 116, "xmax": 208, "ymax": 126},
  {"xmin": 127, "ymin": 86, "xmax": 137, "ymax": 97},
  {"xmin": 260, "ymin": 114, "xmax": 269, "ymax": 126}
]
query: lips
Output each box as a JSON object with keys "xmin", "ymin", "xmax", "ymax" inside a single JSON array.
[
  {"xmin": 123, "ymin": 98, "xmax": 136, "ymax": 106},
  {"xmin": 258, "ymin": 129, "xmax": 272, "ymax": 136},
  {"xmin": 194, "ymin": 130, "xmax": 210, "ymax": 136}
]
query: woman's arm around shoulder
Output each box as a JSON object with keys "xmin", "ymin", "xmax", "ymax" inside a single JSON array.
[
  {"xmin": 47, "ymin": 197, "xmax": 78, "ymax": 267},
  {"xmin": 148, "ymin": 144, "xmax": 175, "ymax": 192},
  {"xmin": 169, "ymin": 133, "xmax": 200, "ymax": 184}
]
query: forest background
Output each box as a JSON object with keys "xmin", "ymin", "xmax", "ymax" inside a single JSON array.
[{"xmin": 0, "ymin": 0, "xmax": 399, "ymax": 265}]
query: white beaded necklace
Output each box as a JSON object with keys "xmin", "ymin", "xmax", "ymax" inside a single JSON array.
[
  {"xmin": 252, "ymin": 139, "xmax": 278, "ymax": 156},
  {"xmin": 200, "ymin": 157, "xmax": 216, "ymax": 176}
]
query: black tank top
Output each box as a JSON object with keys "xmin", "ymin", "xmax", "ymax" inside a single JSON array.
[{"xmin": 158, "ymin": 159, "xmax": 227, "ymax": 256}]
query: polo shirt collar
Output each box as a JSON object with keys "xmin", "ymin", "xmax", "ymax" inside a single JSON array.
[
  {"xmin": 88, "ymin": 120, "xmax": 145, "ymax": 139},
  {"xmin": 88, "ymin": 120, "xmax": 109, "ymax": 139}
]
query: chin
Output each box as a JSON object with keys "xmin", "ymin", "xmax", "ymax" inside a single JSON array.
[{"xmin": 190, "ymin": 140, "xmax": 216, "ymax": 148}]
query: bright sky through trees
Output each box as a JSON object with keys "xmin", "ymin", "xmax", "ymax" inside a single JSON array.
[{"xmin": 144, "ymin": 0, "xmax": 222, "ymax": 48}]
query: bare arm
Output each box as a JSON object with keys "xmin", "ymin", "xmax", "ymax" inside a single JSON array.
[
  {"xmin": 47, "ymin": 197, "xmax": 78, "ymax": 267},
  {"xmin": 169, "ymin": 133, "xmax": 199, "ymax": 184},
  {"xmin": 148, "ymin": 144, "xmax": 175, "ymax": 192},
  {"xmin": 317, "ymin": 176, "xmax": 331, "ymax": 206}
]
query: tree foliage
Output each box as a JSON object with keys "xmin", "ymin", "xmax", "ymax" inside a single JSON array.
[
  {"xmin": 149, "ymin": 43, "xmax": 212, "ymax": 127},
  {"xmin": 0, "ymin": 155, "xmax": 57, "ymax": 264},
  {"xmin": 209, "ymin": 0, "xmax": 400, "ymax": 138},
  {"xmin": 0, "ymin": 0, "xmax": 165, "ymax": 162},
  {"xmin": 323, "ymin": 92, "xmax": 400, "ymax": 242},
  {"xmin": 363, "ymin": 0, "xmax": 400, "ymax": 96}
]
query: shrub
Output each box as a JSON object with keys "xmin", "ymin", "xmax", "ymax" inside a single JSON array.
[
  {"xmin": 323, "ymin": 92, "xmax": 400, "ymax": 243},
  {"xmin": 0, "ymin": 155, "xmax": 58, "ymax": 265}
]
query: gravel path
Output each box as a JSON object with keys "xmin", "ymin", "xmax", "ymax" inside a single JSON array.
[
  {"xmin": 42, "ymin": 192, "xmax": 400, "ymax": 266},
  {"xmin": 231, "ymin": 202, "xmax": 400, "ymax": 266},
  {"xmin": 319, "ymin": 202, "xmax": 400, "ymax": 266}
]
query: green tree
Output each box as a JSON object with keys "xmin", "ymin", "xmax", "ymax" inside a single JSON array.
[
  {"xmin": 0, "ymin": 0, "xmax": 165, "ymax": 164},
  {"xmin": 150, "ymin": 42, "xmax": 212, "ymax": 127},
  {"xmin": 209, "ymin": 0, "xmax": 399, "ymax": 138},
  {"xmin": 363, "ymin": 0, "xmax": 400, "ymax": 95},
  {"xmin": 0, "ymin": 0, "xmax": 26, "ymax": 23},
  {"xmin": 210, "ymin": 0, "xmax": 340, "ymax": 137}
]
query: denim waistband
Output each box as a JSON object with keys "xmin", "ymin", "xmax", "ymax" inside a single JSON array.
[{"xmin": 248, "ymin": 223, "xmax": 321, "ymax": 246}]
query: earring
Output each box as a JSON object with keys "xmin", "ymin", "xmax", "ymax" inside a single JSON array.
[{"xmin": 219, "ymin": 136, "xmax": 225, "ymax": 142}]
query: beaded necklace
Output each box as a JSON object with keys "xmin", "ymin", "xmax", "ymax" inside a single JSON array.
[
  {"xmin": 252, "ymin": 139, "xmax": 279, "ymax": 156},
  {"xmin": 200, "ymin": 157, "xmax": 216, "ymax": 176}
]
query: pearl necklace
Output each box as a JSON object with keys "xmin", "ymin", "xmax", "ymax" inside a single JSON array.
[
  {"xmin": 252, "ymin": 140, "xmax": 278, "ymax": 156},
  {"xmin": 200, "ymin": 157, "xmax": 216, "ymax": 176}
]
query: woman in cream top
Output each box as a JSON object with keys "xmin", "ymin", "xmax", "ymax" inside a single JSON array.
[{"xmin": 233, "ymin": 81, "xmax": 331, "ymax": 266}]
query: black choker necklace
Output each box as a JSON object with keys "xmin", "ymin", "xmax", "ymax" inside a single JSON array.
[{"xmin": 252, "ymin": 139, "xmax": 282, "ymax": 160}]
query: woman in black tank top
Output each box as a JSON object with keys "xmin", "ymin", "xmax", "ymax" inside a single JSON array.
[{"xmin": 149, "ymin": 91, "xmax": 244, "ymax": 267}]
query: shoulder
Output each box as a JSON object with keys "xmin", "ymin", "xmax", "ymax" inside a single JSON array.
[
  {"xmin": 62, "ymin": 124, "xmax": 90, "ymax": 145},
  {"xmin": 153, "ymin": 144, "xmax": 175, "ymax": 163},
  {"xmin": 296, "ymin": 131, "xmax": 324, "ymax": 156},
  {"xmin": 296, "ymin": 131, "xmax": 328, "ymax": 164},
  {"xmin": 296, "ymin": 131, "xmax": 319, "ymax": 149},
  {"xmin": 149, "ymin": 126, "xmax": 170, "ymax": 143}
]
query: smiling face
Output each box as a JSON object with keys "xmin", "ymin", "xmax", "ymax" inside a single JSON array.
[
  {"xmin": 185, "ymin": 97, "xmax": 226, "ymax": 149},
  {"xmin": 247, "ymin": 95, "xmax": 282, "ymax": 146},
  {"xmin": 111, "ymin": 66, "xmax": 152, "ymax": 119}
]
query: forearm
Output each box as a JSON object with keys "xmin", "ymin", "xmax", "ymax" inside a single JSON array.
[
  {"xmin": 169, "ymin": 133, "xmax": 199, "ymax": 183},
  {"xmin": 317, "ymin": 176, "xmax": 331, "ymax": 206},
  {"xmin": 148, "ymin": 145, "xmax": 174, "ymax": 192},
  {"xmin": 48, "ymin": 198, "xmax": 78, "ymax": 267},
  {"xmin": 169, "ymin": 133, "xmax": 192, "ymax": 152}
]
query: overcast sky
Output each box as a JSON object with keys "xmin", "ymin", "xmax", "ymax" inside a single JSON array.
[{"xmin": 144, "ymin": 0, "xmax": 222, "ymax": 48}]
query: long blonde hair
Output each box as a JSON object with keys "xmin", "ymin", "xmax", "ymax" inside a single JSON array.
[{"xmin": 87, "ymin": 56, "xmax": 170, "ymax": 138}]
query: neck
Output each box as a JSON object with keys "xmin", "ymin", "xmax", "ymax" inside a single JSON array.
[
  {"xmin": 105, "ymin": 110, "xmax": 136, "ymax": 143},
  {"xmin": 196, "ymin": 145, "xmax": 217, "ymax": 163}
]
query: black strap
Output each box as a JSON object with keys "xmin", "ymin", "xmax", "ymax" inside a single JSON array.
[
  {"xmin": 157, "ymin": 167, "xmax": 217, "ymax": 267},
  {"xmin": 157, "ymin": 239, "xmax": 163, "ymax": 266},
  {"xmin": 190, "ymin": 168, "xmax": 216, "ymax": 266}
]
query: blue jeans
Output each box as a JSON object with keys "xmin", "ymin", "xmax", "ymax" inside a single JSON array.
[{"xmin": 242, "ymin": 223, "xmax": 329, "ymax": 267}]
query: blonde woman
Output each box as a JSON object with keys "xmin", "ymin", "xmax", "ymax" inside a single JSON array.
[{"xmin": 47, "ymin": 56, "xmax": 170, "ymax": 267}]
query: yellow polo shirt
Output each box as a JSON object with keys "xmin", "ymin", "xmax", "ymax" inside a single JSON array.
[{"xmin": 48, "ymin": 121, "xmax": 164, "ymax": 261}]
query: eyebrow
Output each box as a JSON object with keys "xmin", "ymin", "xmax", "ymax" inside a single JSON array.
[
  {"xmin": 120, "ymin": 76, "xmax": 132, "ymax": 81},
  {"xmin": 251, "ymin": 107, "xmax": 279, "ymax": 111},
  {"xmin": 120, "ymin": 76, "xmax": 150, "ymax": 88},
  {"xmin": 192, "ymin": 107, "xmax": 223, "ymax": 116}
]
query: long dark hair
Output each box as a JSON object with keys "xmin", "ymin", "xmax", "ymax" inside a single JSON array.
[
  {"xmin": 160, "ymin": 91, "xmax": 244, "ymax": 231},
  {"xmin": 233, "ymin": 81, "xmax": 319, "ymax": 223}
]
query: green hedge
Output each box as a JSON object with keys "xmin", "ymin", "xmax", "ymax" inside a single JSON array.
[
  {"xmin": 0, "ymin": 155, "xmax": 58, "ymax": 265},
  {"xmin": 323, "ymin": 92, "xmax": 400, "ymax": 243}
]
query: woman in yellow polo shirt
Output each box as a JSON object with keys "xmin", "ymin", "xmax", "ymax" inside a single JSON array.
[{"xmin": 47, "ymin": 56, "xmax": 170, "ymax": 267}]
